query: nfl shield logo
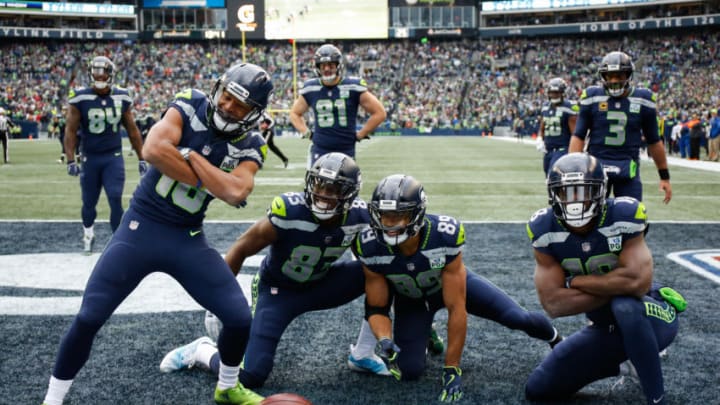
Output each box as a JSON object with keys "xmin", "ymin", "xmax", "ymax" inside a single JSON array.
[
  {"xmin": 324, "ymin": 236, "xmax": 333, "ymax": 244},
  {"xmin": 407, "ymin": 263, "xmax": 415, "ymax": 272},
  {"xmin": 202, "ymin": 145, "xmax": 212, "ymax": 155},
  {"xmin": 581, "ymin": 242, "xmax": 591, "ymax": 252},
  {"xmin": 607, "ymin": 236, "xmax": 622, "ymax": 252},
  {"xmin": 129, "ymin": 220, "xmax": 139, "ymax": 230}
]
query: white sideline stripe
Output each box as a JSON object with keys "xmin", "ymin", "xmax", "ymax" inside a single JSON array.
[
  {"xmin": 0, "ymin": 253, "xmax": 265, "ymax": 315},
  {"xmin": 495, "ymin": 135, "xmax": 720, "ymax": 173}
]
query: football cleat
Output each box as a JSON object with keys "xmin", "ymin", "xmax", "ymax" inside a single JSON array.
[
  {"xmin": 610, "ymin": 360, "xmax": 639, "ymax": 392},
  {"xmin": 347, "ymin": 344, "xmax": 391, "ymax": 376},
  {"xmin": 159, "ymin": 336, "xmax": 214, "ymax": 373},
  {"xmin": 428, "ymin": 325, "xmax": 444, "ymax": 355},
  {"xmin": 214, "ymin": 382, "xmax": 264, "ymax": 405},
  {"xmin": 82, "ymin": 234, "xmax": 94, "ymax": 254}
]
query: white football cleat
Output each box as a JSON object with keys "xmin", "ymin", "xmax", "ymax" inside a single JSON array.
[
  {"xmin": 347, "ymin": 344, "xmax": 391, "ymax": 376},
  {"xmin": 159, "ymin": 336, "xmax": 214, "ymax": 373}
]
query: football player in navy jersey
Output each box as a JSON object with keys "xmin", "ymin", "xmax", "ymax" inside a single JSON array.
[
  {"xmin": 358, "ymin": 175, "xmax": 561, "ymax": 403},
  {"xmin": 159, "ymin": 152, "xmax": 390, "ymax": 387},
  {"xmin": 42, "ymin": 63, "xmax": 273, "ymax": 405},
  {"xmin": 64, "ymin": 56, "xmax": 146, "ymax": 253},
  {"xmin": 569, "ymin": 51, "xmax": 671, "ymax": 204},
  {"xmin": 537, "ymin": 77, "xmax": 578, "ymax": 176},
  {"xmin": 525, "ymin": 153, "xmax": 684, "ymax": 405},
  {"xmin": 289, "ymin": 44, "xmax": 386, "ymax": 167}
]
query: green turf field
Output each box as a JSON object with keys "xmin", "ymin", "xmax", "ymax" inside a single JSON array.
[{"xmin": 1, "ymin": 136, "xmax": 719, "ymax": 222}]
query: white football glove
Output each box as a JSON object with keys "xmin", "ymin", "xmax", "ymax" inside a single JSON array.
[
  {"xmin": 536, "ymin": 138, "xmax": 547, "ymax": 153},
  {"xmin": 204, "ymin": 310, "xmax": 222, "ymax": 342}
]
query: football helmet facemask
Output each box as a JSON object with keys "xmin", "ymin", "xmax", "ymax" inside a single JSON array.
[
  {"xmin": 546, "ymin": 77, "xmax": 567, "ymax": 104},
  {"xmin": 88, "ymin": 56, "xmax": 115, "ymax": 91},
  {"xmin": 370, "ymin": 174, "xmax": 427, "ymax": 246},
  {"xmin": 304, "ymin": 152, "xmax": 361, "ymax": 220},
  {"xmin": 314, "ymin": 44, "xmax": 344, "ymax": 85},
  {"xmin": 598, "ymin": 51, "xmax": 634, "ymax": 97},
  {"xmin": 208, "ymin": 62, "xmax": 273, "ymax": 138},
  {"xmin": 547, "ymin": 153, "xmax": 607, "ymax": 229}
]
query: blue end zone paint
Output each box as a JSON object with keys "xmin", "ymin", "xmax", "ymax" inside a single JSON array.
[{"xmin": 667, "ymin": 249, "xmax": 720, "ymax": 285}]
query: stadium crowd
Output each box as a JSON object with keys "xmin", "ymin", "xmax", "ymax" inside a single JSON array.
[{"xmin": 1, "ymin": 29, "xmax": 718, "ymax": 144}]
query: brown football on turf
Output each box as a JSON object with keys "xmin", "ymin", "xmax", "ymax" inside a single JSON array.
[{"xmin": 260, "ymin": 393, "xmax": 313, "ymax": 405}]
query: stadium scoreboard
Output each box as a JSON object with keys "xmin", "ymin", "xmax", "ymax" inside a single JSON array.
[{"xmin": 0, "ymin": 1, "xmax": 134, "ymax": 15}]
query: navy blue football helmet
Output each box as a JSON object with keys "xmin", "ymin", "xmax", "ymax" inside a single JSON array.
[
  {"xmin": 598, "ymin": 51, "xmax": 634, "ymax": 97},
  {"xmin": 208, "ymin": 63, "xmax": 273, "ymax": 138},
  {"xmin": 314, "ymin": 44, "xmax": 344, "ymax": 84},
  {"xmin": 369, "ymin": 174, "xmax": 427, "ymax": 246},
  {"xmin": 547, "ymin": 153, "xmax": 607, "ymax": 228},
  {"xmin": 88, "ymin": 56, "xmax": 115, "ymax": 91},
  {"xmin": 546, "ymin": 77, "xmax": 567, "ymax": 104},
  {"xmin": 304, "ymin": 152, "xmax": 361, "ymax": 220}
]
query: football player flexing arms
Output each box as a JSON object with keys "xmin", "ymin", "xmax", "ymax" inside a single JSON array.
[
  {"xmin": 64, "ymin": 56, "xmax": 146, "ymax": 253},
  {"xmin": 537, "ymin": 77, "xmax": 578, "ymax": 176},
  {"xmin": 569, "ymin": 51, "xmax": 671, "ymax": 204},
  {"xmin": 289, "ymin": 44, "xmax": 386, "ymax": 167},
  {"xmin": 525, "ymin": 153, "xmax": 684, "ymax": 405},
  {"xmin": 160, "ymin": 152, "xmax": 392, "ymax": 388},
  {"xmin": 42, "ymin": 63, "xmax": 273, "ymax": 405},
  {"xmin": 358, "ymin": 174, "xmax": 562, "ymax": 403}
]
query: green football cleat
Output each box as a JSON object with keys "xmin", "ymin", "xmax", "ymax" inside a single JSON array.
[
  {"xmin": 214, "ymin": 382, "xmax": 264, "ymax": 405},
  {"xmin": 428, "ymin": 326, "xmax": 444, "ymax": 355}
]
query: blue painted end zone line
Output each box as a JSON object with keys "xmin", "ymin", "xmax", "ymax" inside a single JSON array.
[{"xmin": 667, "ymin": 249, "xmax": 720, "ymax": 285}]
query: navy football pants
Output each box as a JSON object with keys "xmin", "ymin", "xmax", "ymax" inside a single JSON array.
[
  {"xmin": 225, "ymin": 260, "xmax": 365, "ymax": 387},
  {"xmin": 52, "ymin": 207, "xmax": 252, "ymax": 380},
  {"xmin": 393, "ymin": 271, "xmax": 556, "ymax": 380},
  {"xmin": 79, "ymin": 152, "xmax": 125, "ymax": 231},
  {"xmin": 525, "ymin": 294, "xmax": 679, "ymax": 404}
]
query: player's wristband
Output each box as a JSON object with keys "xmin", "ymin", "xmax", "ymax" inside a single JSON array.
[
  {"xmin": 658, "ymin": 169, "xmax": 670, "ymax": 180},
  {"xmin": 564, "ymin": 275, "xmax": 575, "ymax": 289},
  {"xmin": 195, "ymin": 179, "xmax": 202, "ymax": 189},
  {"xmin": 179, "ymin": 147, "xmax": 192, "ymax": 161}
]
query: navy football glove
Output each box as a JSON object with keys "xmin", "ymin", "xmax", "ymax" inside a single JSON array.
[
  {"xmin": 138, "ymin": 160, "xmax": 149, "ymax": 176},
  {"xmin": 439, "ymin": 366, "xmax": 463, "ymax": 402},
  {"xmin": 377, "ymin": 338, "xmax": 402, "ymax": 380},
  {"xmin": 67, "ymin": 161, "xmax": 80, "ymax": 176}
]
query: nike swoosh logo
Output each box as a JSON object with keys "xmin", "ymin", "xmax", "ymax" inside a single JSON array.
[
  {"xmin": 189, "ymin": 230, "xmax": 202, "ymax": 237},
  {"xmin": 653, "ymin": 395, "xmax": 664, "ymax": 404}
]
